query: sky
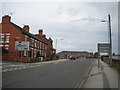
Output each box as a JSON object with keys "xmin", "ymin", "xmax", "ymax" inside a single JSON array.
[{"xmin": 1, "ymin": 0, "xmax": 119, "ymax": 54}]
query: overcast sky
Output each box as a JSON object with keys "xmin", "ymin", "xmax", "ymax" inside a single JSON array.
[{"xmin": 1, "ymin": 0, "xmax": 119, "ymax": 54}]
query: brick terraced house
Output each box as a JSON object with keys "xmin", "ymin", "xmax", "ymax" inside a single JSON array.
[
  {"xmin": 58, "ymin": 51, "xmax": 93, "ymax": 59},
  {"xmin": 0, "ymin": 15, "xmax": 55, "ymax": 62},
  {"xmin": 35, "ymin": 29, "xmax": 56, "ymax": 60}
]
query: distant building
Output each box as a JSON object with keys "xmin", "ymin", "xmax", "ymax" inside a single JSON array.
[
  {"xmin": 58, "ymin": 51, "xmax": 93, "ymax": 59},
  {"xmin": 0, "ymin": 15, "xmax": 55, "ymax": 62}
]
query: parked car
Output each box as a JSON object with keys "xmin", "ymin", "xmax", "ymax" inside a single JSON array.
[{"xmin": 70, "ymin": 56, "xmax": 76, "ymax": 60}]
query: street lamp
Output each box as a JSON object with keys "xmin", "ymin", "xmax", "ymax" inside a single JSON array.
[
  {"xmin": 55, "ymin": 38, "xmax": 63, "ymax": 53},
  {"xmin": 101, "ymin": 14, "xmax": 112, "ymax": 66}
]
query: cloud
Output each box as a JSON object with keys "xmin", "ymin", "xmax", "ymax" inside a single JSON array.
[{"xmin": 2, "ymin": 2, "xmax": 118, "ymax": 54}]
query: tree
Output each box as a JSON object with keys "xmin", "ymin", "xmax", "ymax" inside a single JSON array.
[
  {"xmin": 113, "ymin": 52, "xmax": 115, "ymax": 56},
  {"xmin": 94, "ymin": 52, "xmax": 98, "ymax": 58}
]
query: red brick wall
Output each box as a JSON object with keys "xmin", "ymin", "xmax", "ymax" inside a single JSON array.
[
  {"xmin": 1, "ymin": 16, "xmax": 24, "ymax": 61},
  {"xmin": 58, "ymin": 51, "xmax": 94, "ymax": 59},
  {"xmin": 35, "ymin": 30, "xmax": 54, "ymax": 61},
  {"xmin": 0, "ymin": 15, "xmax": 50, "ymax": 62}
]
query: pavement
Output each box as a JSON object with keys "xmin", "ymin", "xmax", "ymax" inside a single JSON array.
[
  {"xmin": 83, "ymin": 59, "xmax": 120, "ymax": 89},
  {"xmin": 1, "ymin": 59, "xmax": 69, "ymax": 72}
]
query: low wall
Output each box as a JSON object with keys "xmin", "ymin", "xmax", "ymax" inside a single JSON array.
[
  {"xmin": 112, "ymin": 59, "xmax": 120, "ymax": 69},
  {"xmin": 102, "ymin": 56, "xmax": 120, "ymax": 69}
]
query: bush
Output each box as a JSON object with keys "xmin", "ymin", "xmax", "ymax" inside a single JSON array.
[{"xmin": 94, "ymin": 52, "xmax": 98, "ymax": 58}]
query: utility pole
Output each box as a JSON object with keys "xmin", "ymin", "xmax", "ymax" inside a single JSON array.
[
  {"xmin": 101, "ymin": 14, "xmax": 112, "ymax": 66},
  {"xmin": 108, "ymin": 14, "xmax": 112, "ymax": 66}
]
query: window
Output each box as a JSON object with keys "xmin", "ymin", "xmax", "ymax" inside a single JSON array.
[
  {"xmin": 32, "ymin": 39, "xmax": 34, "ymax": 47},
  {"xmin": 30, "ymin": 38, "xmax": 32, "ymax": 46},
  {"xmin": 40, "ymin": 42, "xmax": 41, "ymax": 49},
  {"xmin": 25, "ymin": 35, "xmax": 28, "ymax": 41},
  {"xmin": 42, "ymin": 51, "xmax": 44, "ymax": 56},
  {"xmin": 45, "ymin": 45, "xmax": 47, "ymax": 50},
  {"xmin": 24, "ymin": 51, "xmax": 27, "ymax": 56},
  {"xmin": 5, "ymin": 33, "xmax": 10, "ymax": 43},
  {"xmin": 41, "ymin": 43, "xmax": 43, "ymax": 50},
  {"xmin": 0, "ymin": 45, "xmax": 3, "ymax": 47},
  {"xmin": 43, "ymin": 43, "xmax": 44, "ymax": 50},
  {"xmin": 31, "ymin": 38, "xmax": 34, "ymax": 46},
  {"xmin": 45, "ymin": 52, "xmax": 46, "ymax": 57},
  {"xmin": 35, "ymin": 40, "xmax": 37, "ymax": 47},
  {"xmin": 34, "ymin": 49, "xmax": 36, "ymax": 57},
  {"xmin": 36, "ymin": 40, "xmax": 38, "ymax": 48},
  {"xmin": 31, "ymin": 48, "xmax": 33, "ymax": 58},
  {"xmin": 5, "ymin": 45, "xmax": 9, "ymax": 50},
  {"xmin": 37, "ymin": 41, "xmax": 39, "ymax": 48},
  {"xmin": 0, "ymin": 33, "xmax": 5, "ymax": 43},
  {"xmin": 40, "ymin": 50, "xmax": 41, "ymax": 55}
]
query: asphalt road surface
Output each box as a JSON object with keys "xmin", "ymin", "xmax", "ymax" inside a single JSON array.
[{"xmin": 2, "ymin": 59, "xmax": 94, "ymax": 88}]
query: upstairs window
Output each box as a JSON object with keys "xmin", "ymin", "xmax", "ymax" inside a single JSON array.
[
  {"xmin": 0, "ymin": 33, "xmax": 5, "ymax": 43},
  {"xmin": 32, "ymin": 38, "xmax": 34, "ymax": 47},
  {"xmin": 45, "ymin": 45, "xmax": 47, "ymax": 50},
  {"xmin": 40, "ymin": 42, "xmax": 42, "ymax": 49},
  {"xmin": 0, "ymin": 45, "xmax": 3, "ymax": 47},
  {"xmin": 5, "ymin": 33, "xmax": 10, "ymax": 43},
  {"xmin": 42, "ymin": 43, "xmax": 44, "ymax": 50},
  {"xmin": 31, "ymin": 38, "xmax": 34, "ymax": 47},
  {"xmin": 35, "ymin": 40, "xmax": 37, "ymax": 47},
  {"xmin": 25, "ymin": 35, "xmax": 28, "ymax": 41},
  {"xmin": 30, "ymin": 38, "xmax": 32, "ymax": 46}
]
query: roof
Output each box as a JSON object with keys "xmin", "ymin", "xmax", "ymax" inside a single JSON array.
[
  {"xmin": 58, "ymin": 51, "xmax": 92, "ymax": 54},
  {"xmin": 49, "ymin": 37, "xmax": 53, "ymax": 42},
  {"xmin": 62, "ymin": 51, "xmax": 87, "ymax": 53},
  {"xmin": 10, "ymin": 22, "xmax": 47, "ymax": 45}
]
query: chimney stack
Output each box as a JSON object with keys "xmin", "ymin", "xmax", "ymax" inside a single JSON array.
[
  {"xmin": 2, "ymin": 15, "xmax": 11, "ymax": 23},
  {"xmin": 23, "ymin": 25, "xmax": 29, "ymax": 32},
  {"xmin": 38, "ymin": 29, "xmax": 43, "ymax": 36},
  {"xmin": 43, "ymin": 34, "xmax": 46, "ymax": 38}
]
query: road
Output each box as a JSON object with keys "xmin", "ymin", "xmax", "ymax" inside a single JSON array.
[
  {"xmin": 1, "ymin": 59, "xmax": 69, "ymax": 72},
  {"xmin": 2, "ymin": 59, "xmax": 94, "ymax": 88}
]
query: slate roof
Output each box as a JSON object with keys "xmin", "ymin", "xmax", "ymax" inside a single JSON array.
[
  {"xmin": 10, "ymin": 22, "xmax": 47, "ymax": 45},
  {"xmin": 58, "ymin": 51, "xmax": 93, "ymax": 54}
]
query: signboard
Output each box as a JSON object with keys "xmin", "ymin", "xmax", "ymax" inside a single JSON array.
[
  {"xmin": 15, "ymin": 41, "xmax": 30, "ymax": 51},
  {"xmin": 98, "ymin": 43, "xmax": 110, "ymax": 53}
]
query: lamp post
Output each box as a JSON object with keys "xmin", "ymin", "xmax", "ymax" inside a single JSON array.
[
  {"xmin": 101, "ymin": 14, "xmax": 112, "ymax": 66},
  {"xmin": 55, "ymin": 39, "xmax": 63, "ymax": 54}
]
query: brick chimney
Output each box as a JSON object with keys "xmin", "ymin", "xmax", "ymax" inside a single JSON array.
[
  {"xmin": 2, "ymin": 15, "xmax": 11, "ymax": 23},
  {"xmin": 49, "ymin": 37, "xmax": 53, "ymax": 42},
  {"xmin": 43, "ymin": 34, "xmax": 46, "ymax": 38},
  {"xmin": 38, "ymin": 29, "xmax": 43, "ymax": 36},
  {"xmin": 23, "ymin": 25, "xmax": 29, "ymax": 32}
]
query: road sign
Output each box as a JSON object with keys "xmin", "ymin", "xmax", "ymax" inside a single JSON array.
[
  {"xmin": 97, "ymin": 43, "xmax": 110, "ymax": 68},
  {"xmin": 15, "ymin": 41, "xmax": 30, "ymax": 51},
  {"xmin": 98, "ymin": 43, "xmax": 110, "ymax": 53}
]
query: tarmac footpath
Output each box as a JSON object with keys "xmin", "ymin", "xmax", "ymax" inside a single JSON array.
[{"xmin": 83, "ymin": 59, "xmax": 119, "ymax": 89}]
